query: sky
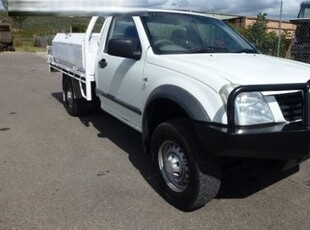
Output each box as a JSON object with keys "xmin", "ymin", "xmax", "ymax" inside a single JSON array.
[
  {"xmin": 164, "ymin": 0, "xmax": 304, "ymax": 19},
  {"xmin": 1, "ymin": 0, "xmax": 305, "ymax": 20}
]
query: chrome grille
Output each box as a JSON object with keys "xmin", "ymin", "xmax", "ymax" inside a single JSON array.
[{"xmin": 275, "ymin": 92, "xmax": 303, "ymax": 122}]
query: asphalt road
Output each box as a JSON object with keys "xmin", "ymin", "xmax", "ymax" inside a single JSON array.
[{"xmin": 0, "ymin": 52, "xmax": 310, "ymax": 230}]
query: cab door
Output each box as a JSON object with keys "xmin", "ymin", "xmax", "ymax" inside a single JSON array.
[{"xmin": 96, "ymin": 16, "xmax": 144, "ymax": 131}]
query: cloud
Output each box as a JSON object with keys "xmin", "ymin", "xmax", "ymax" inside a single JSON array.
[
  {"xmin": 8, "ymin": 0, "xmax": 304, "ymax": 19},
  {"xmin": 205, "ymin": 0, "xmax": 303, "ymax": 19},
  {"xmin": 158, "ymin": 0, "xmax": 303, "ymax": 19}
]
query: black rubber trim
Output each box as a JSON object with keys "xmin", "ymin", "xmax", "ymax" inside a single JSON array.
[{"xmin": 96, "ymin": 89, "xmax": 142, "ymax": 115}]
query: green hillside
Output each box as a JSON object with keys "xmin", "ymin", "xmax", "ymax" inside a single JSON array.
[
  {"xmin": 0, "ymin": 13, "xmax": 91, "ymax": 51},
  {"xmin": 21, "ymin": 16, "xmax": 90, "ymax": 34}
]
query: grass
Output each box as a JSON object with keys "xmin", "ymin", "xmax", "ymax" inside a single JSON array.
[
  {"xmin": 12, "ymin": 37, "xmax": 47, "ymax": 52},
  {"xmin": 14, "ymin": 46, "xmax": 46, "ymax": 53}
]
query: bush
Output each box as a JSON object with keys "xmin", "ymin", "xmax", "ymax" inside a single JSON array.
[{"xmin": 33, "ymin": 36, "xmax": 53, "ymax": 47}]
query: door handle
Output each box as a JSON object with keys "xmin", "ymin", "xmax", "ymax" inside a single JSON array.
[{"xmin": 99, "ymin": 59, "xmax": 108, "ymax": 68}]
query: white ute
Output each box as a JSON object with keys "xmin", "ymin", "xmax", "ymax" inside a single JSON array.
[{"xmin": 48, "ymin": 10, "xmax": 310, "ymax": 211}]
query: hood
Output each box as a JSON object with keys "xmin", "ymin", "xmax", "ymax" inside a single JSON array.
[{"xmin": 147, "ymin": 53, "xmax": 310, "ymax": 92}]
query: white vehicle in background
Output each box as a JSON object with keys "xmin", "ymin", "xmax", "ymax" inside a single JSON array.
[{"xmin": 47, "ymin": 10, "xmax": 310, "ymax": 211}]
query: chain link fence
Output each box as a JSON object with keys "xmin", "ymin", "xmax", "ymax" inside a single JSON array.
[
  {"xmin": 249, "ymin": 32, "xmax": 296, "ymax": 60},
  {"xmin": 228, "ymin": 16, "xmax": 310, "ymax": 64}
]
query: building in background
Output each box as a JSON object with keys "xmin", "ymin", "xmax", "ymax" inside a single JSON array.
[
  {"xmin": 227, "ymin": 16, "xmax": 296, "ymax": 39},
  {"xmin": 207, "ymin": 13, "xmax": 296, "ymax": 39}
]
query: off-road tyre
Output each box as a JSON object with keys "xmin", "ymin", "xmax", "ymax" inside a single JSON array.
[{"xmin": 150, "ymin": 119, "xmax": 221, "ymax": 211}]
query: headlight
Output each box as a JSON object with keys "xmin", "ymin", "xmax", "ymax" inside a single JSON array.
[
  {"xmin": 220, "ymin": 85, "xmax": 275, "ymax": 126},
  {"xmin": 235, "ymin": 92, "xmax": 274, "ymax": 126}
]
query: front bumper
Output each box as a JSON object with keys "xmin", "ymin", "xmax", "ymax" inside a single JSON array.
[
  {"xmin": 194, "ymin": 82, "xmax": 310, "ymax": 161},
  {"xmin": 194, "ymin": 121, "xmax": 310, "ymax": 160}
]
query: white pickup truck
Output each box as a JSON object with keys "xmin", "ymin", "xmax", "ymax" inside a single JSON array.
[{"xmin": 48, "ymin": 10, "xmax": 310, "ymax": 211}]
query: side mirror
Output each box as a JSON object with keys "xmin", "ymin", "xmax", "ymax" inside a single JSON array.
[{"xmin": 107, "ymin": 39, "xmax": 141, "ymax": 60}]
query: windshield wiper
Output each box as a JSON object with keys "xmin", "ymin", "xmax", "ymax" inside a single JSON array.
[
  {"xmin": 189, "ymin": 46, "xmax": 229, "ymax": 54},
  {"xmin": 236, "ymin": 48, "xmax": 258, "ymax": 54}
]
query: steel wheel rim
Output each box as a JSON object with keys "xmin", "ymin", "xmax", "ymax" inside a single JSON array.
[
  {"xmin": 66, "ymin": 87, "xmax": 74, "ymax": 109},
  {"xmin": 158, "ymin": 140, "xmax": 190, "ymax": 193}
]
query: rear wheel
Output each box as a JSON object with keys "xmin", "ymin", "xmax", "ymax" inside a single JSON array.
[
  {"xmin": 150, "ymin": 119, "xmax": 221, "ymax": 211},
  {"xmin": 63, "ymin": 77, "xmax": 87, "ymax": 116}
]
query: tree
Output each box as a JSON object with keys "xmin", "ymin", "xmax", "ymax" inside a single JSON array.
[
  {"xmin": 247, "ymin": 13, "xmax": 271, "ymax": 53},
  {"xmin": 12, "ymin": 16, "xmax": 28, "ymax": 31}
]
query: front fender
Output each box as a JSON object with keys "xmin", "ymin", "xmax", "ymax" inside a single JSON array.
[
  {"xmin": 145, "ymin": 85, "xmax": 210, "ymax": 121},
  {"xmin": 142, "ymin": 85, "xmax": 211, "ymax": 152}
]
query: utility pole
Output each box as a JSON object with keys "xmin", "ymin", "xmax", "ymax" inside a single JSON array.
[{"xmin": 277, "ymin": 0, "xmax": 283, "ymax": 57}]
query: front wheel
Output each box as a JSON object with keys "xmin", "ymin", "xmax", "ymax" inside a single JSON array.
[{"xmin": 150, "ymin": 119, "xmax": 221, "ymax": 211}]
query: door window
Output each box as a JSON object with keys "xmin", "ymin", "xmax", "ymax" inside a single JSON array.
[{"xmin": 105, "ymin": 17, "xmax": 141, "ymax": 54}]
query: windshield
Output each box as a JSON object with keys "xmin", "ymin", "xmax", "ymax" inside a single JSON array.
[{"xmin": 142, "ymin": 12, "xmax": 257, "ymax": 54}]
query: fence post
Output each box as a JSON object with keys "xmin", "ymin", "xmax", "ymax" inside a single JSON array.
[{"xmin": 277, "ymin": 0, "xmax": 283, "ymax": 57}]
